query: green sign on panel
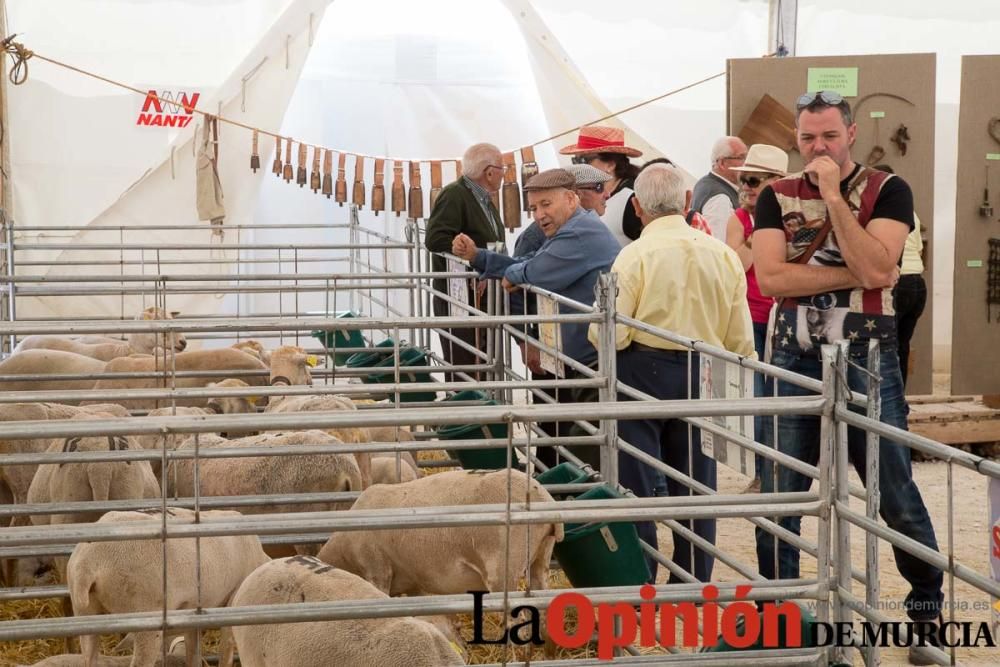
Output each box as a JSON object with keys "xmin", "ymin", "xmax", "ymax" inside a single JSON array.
[{"xmin": 806, "ymin": 67, "xmax": 859, "ymax": 98}]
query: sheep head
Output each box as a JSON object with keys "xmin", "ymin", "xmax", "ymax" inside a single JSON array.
[
  {"xmin": 130, "ymin": 306, "xmax": 187, "ymax": 354},
  {"xmin": 206, "ymin": 378, "xmax": 260, "ymax": 415},
  {"xmin": 269, "ymin": 345, "xmax": 321, "ymax": 386}
]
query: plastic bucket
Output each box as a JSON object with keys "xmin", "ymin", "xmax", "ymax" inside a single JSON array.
[
  {"xmin": 310, "ymin": 311, "xmax": 366, "ymax": 366},
  {"xmin": 438, "ymin": 421, "xmax": 510, "ymax": 470},
  {"xmin": 533, "ymin": 462, "xmax": 591, "ymax": 500},
  {"xmin": 344, "ymin": 338, "xmax": 396, "ymax": 369},
  {"xmin": 364, "ymin": 346, "xmax": 435, "ymax": 402},
  {"xmin": 553, "ymin": 484, "xmax": 651, "ymax": 588}
]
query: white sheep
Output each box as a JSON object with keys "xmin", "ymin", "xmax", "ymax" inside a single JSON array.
[
  {"xmin": 262, "ymin": 345, "xmax": 373, "ymax": 488},
  {"xmin": 370, "ymin": 453, "xmax": 420, "ymax": 485},
  {"xmin": 0, "ymin": 350, "xmax": 108, "ymax": 398},
  {"xmin": 27, "ymin": 417, "xmax": 160, "ymax": 528},
  {"xmin": 0, "ymin": 402, "xmax": 130, "ymax": 586},
  {"xmin": 136, "ymin": 382, "xmax": 258, "ymax": 480},
  {"xmin": 317, "ymin": 469, "xmax": 563, "ymax": 596},
  {"xmin": 87, "ymin": 348, "xmax": 268, "ymax": 410},
  {"xmin": 166, "ymin": 430, "xmax": 360, "ymax": 556},
  {"xmin": 67, "ymin": 508, "xmax": 268, "ymax": 667},
  {"xmin": 14, "ymin": 307, "xmax": 187, "ymax": 360},
  {"xmin": 227, "ymin": 556, "xmax": 464, "ymax": 667},
  {"xmin": 229, "ymin": 340, "xmax": 271, "ymax": 366}
]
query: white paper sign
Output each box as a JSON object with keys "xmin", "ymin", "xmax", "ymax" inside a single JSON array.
[
  {"xmin": 536, "ymin": 293, "xmax": 564, "ymax": 377},
  {"xmin": 446, "ymin": 258, "xmax": 470, "ymax": 318},
  {"xmin": 699, "ymin": 356, "xmax": 755, "ymax": 476}
]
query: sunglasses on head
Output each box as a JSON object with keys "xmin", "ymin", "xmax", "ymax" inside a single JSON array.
[
  {"xmin": 796, "ymin": 90, "xmax": 845, "ymax": 109},
  {"xmin": 577, "ymin": 182, "xmax": 605, "ymax": 193},
  {"xmin": 738, "ymin": 175, "xmax": 772, "ymax": 188}
]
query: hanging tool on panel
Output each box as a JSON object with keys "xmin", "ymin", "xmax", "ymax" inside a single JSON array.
[
  {"xmin": 408, "ymin": 161, "xmax": 423, "ymax": 220},
  {"xmin": 352, "ymin": 156, "xmax": 366, "ymax": 207},
  {"xmin": 391, "ymin": 161, "xmax": 405, "ymax": 216},
  {"xmin": 501, "ymin": 151, "xmax": 521, "ymax": 230},
  {"xmin": 371, "ymin": 158, "xmax": 386, "ymax": 214}
]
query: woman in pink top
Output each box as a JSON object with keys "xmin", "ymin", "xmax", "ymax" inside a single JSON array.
[{"xmin": 725, "ymin": 144, "xmax": 788, "ymax": 491}]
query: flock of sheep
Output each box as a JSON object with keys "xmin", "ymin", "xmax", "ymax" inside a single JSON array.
[{"xmin": 0, "ymin": 308, "xmax": 566, "ymax": 667}]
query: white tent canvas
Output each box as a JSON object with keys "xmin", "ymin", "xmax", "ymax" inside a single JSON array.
[{"xmin": 6, "ymin": 0, "xmax": 1000, "ymax": 369}]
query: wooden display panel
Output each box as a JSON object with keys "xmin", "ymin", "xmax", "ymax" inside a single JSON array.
[
  {"xmin": 951, "ymin": 55, "xmax": 1000, "ymax": 396},
  {"xmin": 727, "ymin": 54, "xmax": 936, "ymax": 395}
]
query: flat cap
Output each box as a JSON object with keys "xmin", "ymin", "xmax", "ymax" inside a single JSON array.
[
  {"xmin": 565, "ymin": 163, "xmax": 612, "ymax": 187},
  {"xmin": 524, "ymin": 168, "xmax": 576, "ymax": 192}
]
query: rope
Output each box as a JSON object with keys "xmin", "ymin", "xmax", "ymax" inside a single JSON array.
[
  {"xmin": 2, "ymin": 33, "xmax": 31, "ymax": 85},
  {"xmin": 1, "ymin": 34, "xmax": 747, "ymax": 163}
]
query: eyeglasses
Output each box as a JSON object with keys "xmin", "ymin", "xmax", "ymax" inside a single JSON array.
[
  {"xmin": 571, "ymin": 154, "xmax": 598, "ymax": 165},
  {"xmin": 722, "ymin": 154, "xmax": 747, "ymax": 163},
  {"xmin": 796, "ymin": 90, "xmax": 845, "ymax": 109},
  {"xmin": 577, "ymin": 183, "xmax": 605, "ymax": 194},
  {"xmin": 487, "ymin": 164, "xmax": 505, "ymax": 173},
  {"xmin": 738, "ymin": 175, "xmax": 773, "ymax": 188}
]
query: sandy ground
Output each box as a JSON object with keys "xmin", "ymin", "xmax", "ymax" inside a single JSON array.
[{"xmin": 685, "ymin": 460, "xmax": 999, "ymax": 666}]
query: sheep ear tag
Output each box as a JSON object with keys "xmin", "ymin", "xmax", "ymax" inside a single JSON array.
[
  {"xmin": 306, "ymin": 355, "xmax": 319, "ymax": 367},
  {"xmin": 247, "ymin": 396, "xmax": 260, "ymax": 406}
]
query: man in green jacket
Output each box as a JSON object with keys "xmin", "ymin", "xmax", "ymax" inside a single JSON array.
[{"xmin": 425, "ymin": 142, "xmax": 506, "ymax": 379}]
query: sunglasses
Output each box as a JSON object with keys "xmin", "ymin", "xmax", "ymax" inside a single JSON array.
[
  {"xmin": 571, "ymin": 154, "xmax": 599, "ymax": 165},
  {"xmin": 796, "ymin": 90, "xmax": 846, "ymax": 109},
  {"xmin": 577, "ymin": 182, "xmax": 605, "ymax": 193},
  {"xmin": 738, "ymin": 175, "xmax": 772, "ymax": 188}
]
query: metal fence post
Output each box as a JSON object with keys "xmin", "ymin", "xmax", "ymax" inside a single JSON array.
[
  {"xmin": 833, "ymin": 341, "xmax": 853, "ymax": 665},
  {"xmin": 596, "ymin": 272, "xmax": 618, "ymax": 488},
  {"xmin": 864, "ymin": 339, "xmax": 881, "ymax": 666},
  {"xmin": 349, "ymin": 205, "xmax": 360, "ymax": 315},
  {"xmin": 4, "ymin": 212, "xmax": 15, "ymax": 354},
  {"xmin": 818, "ymin": 344, "xmax": 837, "ymax": 631}
]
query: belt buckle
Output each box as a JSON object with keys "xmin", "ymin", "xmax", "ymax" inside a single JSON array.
[{"xmin": 808, "ymin": 292, "xmax": 836, "ymax": 311}]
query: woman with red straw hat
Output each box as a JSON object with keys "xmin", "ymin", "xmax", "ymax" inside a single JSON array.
[{"xmin": 560, "ymin": 125, "xmax": 642, "ymax": 247}]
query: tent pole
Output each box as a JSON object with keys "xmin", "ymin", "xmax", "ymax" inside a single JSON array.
[{"xmin": 768, "ymin": 0, "xmax": 798, "ymax": 57}]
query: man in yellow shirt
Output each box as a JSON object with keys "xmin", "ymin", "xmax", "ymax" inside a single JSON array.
[{"xmin": 590, "ymin": 163, "xmax": 754, "ymax": 582}]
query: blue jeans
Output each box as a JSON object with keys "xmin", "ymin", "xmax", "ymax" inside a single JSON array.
[
  {"xmin": 752, "ymin": 320, "xmax": 769, "ymax": 479},
  {"xmin": 616, "ymin": 347, "xmax": 717, "ymax": 583},
  {"xmin": 754, "ymin": 346, "xmax": 943, "ymax": 620}
]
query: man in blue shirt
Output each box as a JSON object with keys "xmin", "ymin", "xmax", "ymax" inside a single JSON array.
[{"xmin": 452, "ymin": 168, "xmax": 620, "ymax": 469}]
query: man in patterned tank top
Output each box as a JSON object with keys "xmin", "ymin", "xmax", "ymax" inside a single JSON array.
[{"xmin": 751, "ymin": 91, "xmax": 943, "ymax": 658}]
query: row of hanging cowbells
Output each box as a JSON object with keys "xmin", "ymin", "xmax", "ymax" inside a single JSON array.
[{"xmin": 249, "ymin": 129, "xmax": 537, "ymax": 229}]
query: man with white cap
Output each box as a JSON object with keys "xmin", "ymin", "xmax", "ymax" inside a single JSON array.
[
  {"xmin": 692, "ymin": 136, "xmax": 748, "ymax": 239},
  {"xmin": 725, "ymin": 143, "xmax": 788, "ymax": 492},
  {"xmin": 453, "ymin": 168, "xmax": 620, "ymax": 469}
]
